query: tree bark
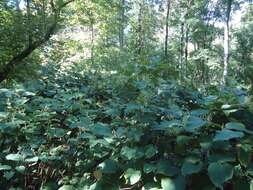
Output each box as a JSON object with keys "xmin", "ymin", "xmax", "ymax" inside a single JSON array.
[
  {"xmin": 0, "ymin": 0, "xmax": 74, "ymax": 83},
  {"xmin": 137, "ymin": 0, "xmax": 144, "ymax": 56},
  {"xmin": 90, "ymin": 23, "xmax": 94, "ymax": 65},
  {"xmin": 15, "ymin": 0, "xmax": 21, "ymax": 11},
  {"xmin": 119, "ymin": 0, "xmax": 125, "ymax": 50},
  {"xmin": 164, "ymin": 0, "xmax": 171, "ymax": 59},
  {"xmin": 26, "ymin": 0, "xmax": 32, "ymax": 47},
  {"xmin": 180, "ymin": 22, "xmax": 184, "ymax": 71},
  {"xmin": 223, "ymin": 0, "xmax": 232, "ymax": 85}
]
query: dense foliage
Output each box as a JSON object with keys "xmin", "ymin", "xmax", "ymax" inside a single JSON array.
[
  {"xmin": 1, "ymin": 64, "xmax": 253, "ymax": 189},
  {"xmin": 0, "ymin": 0, "xmax": 253, "ymax": 189}
]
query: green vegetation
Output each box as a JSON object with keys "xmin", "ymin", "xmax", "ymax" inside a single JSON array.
[{"xmin": 0, "ymin": 0, "xmax": 253, "ymax": 189}]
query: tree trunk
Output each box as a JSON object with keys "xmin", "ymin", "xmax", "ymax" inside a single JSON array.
[
  {"xmin": 180, "ymin": 22, "xmax": 184, "ymax": 72},
  {"xmin": 137, "ymin": 0, "xmax": 144, "ymax": 56},
  {"xmin": 26, "ymin": 0, "xmax": 32, "ymax": 47},
  {"xmin": 223, "ymin": 0, "xmax": 232, "ymax": 85},
  {"xmin": 90, "ymin": 23, "xmax": 94, "ymax": 65},
  {"xmin": 0, "ymin": 0, "xmax": 74, "ymax": 83},
  {"xmin": 184, "ymin": 24, "xmax": 188, "ymax": 66},
  {"xmin": 164, "ymin": 0, "xmax": 171, "ymax": 59},
  {"xmin": 15, "ymin": 0, "xmax": 21, "ymax": 11},
  {"xmin": 119, "ymin": 0, "xmax": 125, "ymax": 50}
]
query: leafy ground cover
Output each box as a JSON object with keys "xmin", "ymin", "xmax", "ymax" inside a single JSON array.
[{"xmin": 1, "ymin": 67, "xmax": 253, "ymax": 190}]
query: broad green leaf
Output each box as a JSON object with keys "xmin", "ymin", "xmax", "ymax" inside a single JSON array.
[
  {"xmin": 6, "ymin": 153, "xmax": 23, "ymax": 161},
  {"xmin": 3, "ymin": 171, "xmax": 14, "ymax": 180},
  {"xmin": 185, "ymin": 116, "xmax": 206, "ymax": 133},
  {"xmin": 0, "ymin": 112, "xmax": 8, "ymax": 119},
  {"xmin": 225, "ymin": 122, "xmax": 246, "ymax": 131},
  {"xmin": 124, "ymin": 168, "xmax": 141, "ymax": 185},
  {"xmin": 213, "ymin": 129, "xmax": 244, "ymax": 141},
  {"xmin": 176, "ymin": 136, "xmax": 193, "ymax": 145},
  {"xmin": 145, "ymin": 145, "xmax": 158, "ymax": 158},
  {"xmin": 143, "ymin": 163, "xmax": 156, "ymax": 174},
  {"xmin": 238, "ymin": 145, "xmax": 251, "ymax": 167},
  {"xmin": 99, "ymin": 159, "xmax": 118, "ymax": 174},
  {"xmin": 152, "ymin": 120, "xmax": 182, "ymax": 130},
  {"xmin": 161, "ymin": 175, "xmax": 185, "ymax": 190},
  {"xmin": 58, "ymin": 185, "xmax": 75, "ymax": 190},
  {"xmin": 181, "ymin": 160, "xmax": 203, "ymax": 176},
  {"xmin": 156, "ymin": 160, "xmax": 179, "ymax": 177},
  {"xmin": 121, "ymin": 146, "xmax": 144, "ymax": 160},
  {"xmin": 0, "ymin": 164, "xmax": 12, "ymax": 171},
  {"xmin": 91, "ymin": 123, "xmax": 112, "ymax": 137},
  {"xmin": 25, "ymin": 156, "xmax": 39, "ymax": 163},
  {"xmin": 15, "ymin": 165, "xmax": 25, "ymax": 173},
  {"xmin": 225, "ymin": 122, "xmax": 253, "ymax": 134},
  {"xmin": 208, "ymin": 162, "xmax": 234, "ymax": 188}
]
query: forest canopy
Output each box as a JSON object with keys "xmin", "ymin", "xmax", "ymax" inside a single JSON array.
[{"xmin": 0, "ymin": 0, "xmax": 253, "ymax": 189}]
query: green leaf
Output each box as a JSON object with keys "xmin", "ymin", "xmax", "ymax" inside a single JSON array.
[
  {"xmin": 121, "ymin": 146, "xmax": 144, "ymax": 160},
  {"xmin": 99, "ymin": 159, "xmax": 118, "ymax": 174},
  {"xmin": 153, "ymin": 120, "xmax": 182, "ymax": 130},
  {"xmin": 124, "ymin": 168, "xmax": 141, "ymax": 185},
  {"xmin": 225, "ymin": 122, "xmax": 246, "ymax": 131},
  {"xmin": 176, "ymin": 136, "xmax": 192, "ymax": 145},
  {"xmin": 3, "ymin": 171, "xmax": 14, "ymax": 180},
  {"xmin": 185, "ymin": 116, "xmax": 206, "ymax": 133},
  {"xmin": 213, "ymin": 129, "xmax": 244, "ymax": 141},
  {"xmin": 208, "ymin": 162, "xmax": 234, "ymax": 188},
  {"xmin": 0, "ymin": 164, "xmax": 12, "ymax": 171},
  {"xmin": 15, "ymin": 165, "xmax": 26, "ymax": 173},
  {"xmin": 144, "ymin": 145, "xmax": 158, "ymax": 158},
  {"xmin": 225, "ymin": 122, "xmax": 253, "ymax": 134},
  {"xmin": 238, "ymin": 145, "xmax": 251, "ymax": 167},
  {"xmin": 6, "ymin": 153, "xmax": 23, "ymax": 161},
  {"xmin": 161, "ymin": 175, "xmax": 185, "ymax": 190},
  {"xmin": 25, "ymin": 156, "xmax": 39, "ymax": 163},
  {"xmin": 0, "ymin": 112, "xmax": 8, "ymax": 119},
  {"xmin": 156, "ymin": 160, "xmax": 179, "ymax": 177},
  {"xmin": 181, "ymin": 160, "xmax": 203, "ymax": 176},
  {"xmin": 143, "ymin": 163, "xmax": 156, "ymax": 174},
  {"xmin": 58, "ymin": 185, "xmax": 75, "ymax": 190},
  {"xmin": 48, "ymin": 128, "xmax": 66, "ymax": 138},
  {"xmin": 91, "ymin": 123, "xmax": 112, "ymax": 137}
]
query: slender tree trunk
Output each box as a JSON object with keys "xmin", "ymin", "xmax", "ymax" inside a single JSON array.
[
  {"xmin": 90, "ymin": 23, "xmax": 94, "ymax": 65},
  {"xmin": 180, "ymin": 22, "xmax": 184, "ymax": 73},
  {"xmin": 137, "ymin": 0, "xmax": 144, "ymax": 56},
  {"xmin": 164, "ymin": 0, "xmax": 171, "ymax": 59},
  {"xmin": 119, "ymin": 0, "xmax": 125, "ymax": 50},
  {"xmin": 0, "ymin": 0, "xmax": 74, "ymax": 83},
  {"xmin": 184, "ymin": 25, "xmax": 188, "ymax": 66},
  {"xmin": 223, "ymin": 0, "xmax": 232, "ymax": 85},
  {"xmin": 26, "ymin": 0, "xmax": 32, "ymax": 47},
  {"xmin": 42, "ymin": 0, "xmax": 46, "ymax": 34},
  {"xmin": 15, "ymin": 0, "xmax": 21, "ymax": 11}
]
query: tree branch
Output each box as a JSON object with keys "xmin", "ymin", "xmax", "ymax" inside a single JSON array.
[{"xmin": 0, "ymin": 0, "xmax": 75, "ymax": 83}]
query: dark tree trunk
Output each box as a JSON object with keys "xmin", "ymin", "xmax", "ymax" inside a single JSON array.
[
  {"xmin": 119, "ymin": 0, "xmax": 125, "ymax": 49},
  {"xmin": 0, "ymin": 0, "xmax": 74, "ymax": 83},
  {"xmin": 164, "ymin": 0, "xmax": 171, "ymax": 59}
]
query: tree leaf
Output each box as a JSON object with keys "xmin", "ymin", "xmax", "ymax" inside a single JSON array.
[
  {"xmin": 185, "ymin": 116, "xmax": 206, "ymax": 133},
  {"xmin": 0, "ymin": 164, "xmax": 12, "ymax": 171},
  {"xmin": 208, "ymin": 162, "xmax": 234, "ymax": 188},
  {"xmin": 124, "ymin": 168, "xmax": 141, "ymax": 185},
  {"xmin": 213, "ymin": 129, "xmax": 244, "ymax": 141},
  {"xmin": 91, "ymin": 123, "xmax": 112, "ymax": 137},
  {"xmin": 161, "ymin": 175, "xmax": 185, "ymax": 190},
  {"xmin": 181, "ymin": 160, "xmax": 203, "ymax": 176},
  {"xmin": 6, "ymin": 153, "xmax": 23, "ymax": 161},
  {"xmin": 238, "ymin": 145, "xmax": 251, "ymax": 167},
  {"xmin": 99, "ymin": 159, "xmax": 118, "ymax": 174},
  {"xmin": 156, "ymin": 160, "xmax": 179, "ymax": 177}
]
